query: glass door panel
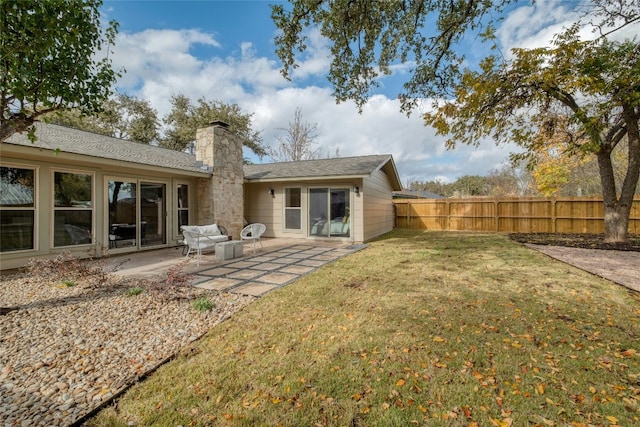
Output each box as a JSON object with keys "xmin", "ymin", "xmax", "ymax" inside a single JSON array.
[
  {"xmin": 330, "ymin": 189, "xmax": 350, "ymax": 237},
  {"xmin": 108, "ymin": 180, "xmax": 137, "ymax": 248},
  {"xmin": 309, "ymin": 187, "xmax": 350, "ymax": 238},
  {"xmin": 309, "ymin": 188, "xmax": 329, "ymax": 236},
  {"xmin": 141, "ymin": 182, "xmax": 166, "ymax": 247}
]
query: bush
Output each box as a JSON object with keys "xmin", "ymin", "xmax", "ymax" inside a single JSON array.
[
  {"xmin": 124, "ymin": 286, "xmax": 144, "ymax": 297},
  {"xmin": 191, "ymin": 297, "xmax": 215, "ymax": 312}
]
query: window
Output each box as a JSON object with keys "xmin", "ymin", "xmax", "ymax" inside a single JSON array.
[
  {"xmin": 177, "ymin": 184, "xmax": 189, "ymax": 230},
  {"xmin": 53, "ymin": 171, "xmax": 93, "ymax": 247},
  {"xmin": 0, "ymin": 166, "xmax": 36, "ymax": 252},
  {"xmin": 284, "ymin": 187, "xmax": 301, "ymax": 230}
]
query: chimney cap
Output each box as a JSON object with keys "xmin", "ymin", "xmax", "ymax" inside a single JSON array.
[{"xmin": 209, "ymin": 120, "xmax": 230, "ymax": 129}]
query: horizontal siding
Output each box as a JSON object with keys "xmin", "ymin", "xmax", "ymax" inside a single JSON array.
[{"xmin": 363, "ymin": 169, "xmax": 394, "ymax": 241}]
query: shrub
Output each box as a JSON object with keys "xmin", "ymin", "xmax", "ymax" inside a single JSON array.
[
  {"xmin": 191, "ymin": 297, "xmax": 215, "ymax": 312},
  {"xmin": 124, "ymin": 286, "xmax": 144, "ymax": 297}
]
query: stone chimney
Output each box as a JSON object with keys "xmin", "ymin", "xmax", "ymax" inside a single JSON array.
[{"xmin": 195, "ymin": 121, "xmax": 244, "ymax": 239}]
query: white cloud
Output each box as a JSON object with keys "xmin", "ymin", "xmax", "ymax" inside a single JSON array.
[{"xmin": 109, "ymin": 25, "xmax": 516, "ymax": 187}]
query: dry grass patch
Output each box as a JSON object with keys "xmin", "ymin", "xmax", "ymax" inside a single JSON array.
[{"xmin": 89, "ymin": 230, "xmax": 640, "ymax": 427}]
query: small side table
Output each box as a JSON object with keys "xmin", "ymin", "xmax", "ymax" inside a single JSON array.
[
  {"xmin": 215, "ymin": 241, "xmax": 235, "ymax": 261},
  {"xmin": 231, "ymin": 240, "xmax": 243, "ymax": 258}
]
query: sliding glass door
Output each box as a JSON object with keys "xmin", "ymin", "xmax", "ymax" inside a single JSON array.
[
  {"xmin": 107, "ymin": 179, "xmax": 166, "ymax": 249},
  {"xmin": 309, "ymin": 188, "xmax": 350, "ymax": 238}
]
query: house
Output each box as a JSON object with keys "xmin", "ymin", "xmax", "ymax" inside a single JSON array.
[
  {"xmin": 244, "ymin": 154, "xmax": 401, "ymax": 243},
  {"xmin": 0, "ymin": 122, "xmax": 402, "ymax": 271}
]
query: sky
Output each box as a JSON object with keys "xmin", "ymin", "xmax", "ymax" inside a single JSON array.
[{"xmin": 99, "ymin": 0, "xmax": 638, "ymax": 186}]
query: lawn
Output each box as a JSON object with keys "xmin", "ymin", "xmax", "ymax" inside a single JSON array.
[{"xmin": 89, "ymin": 230, "xmax": 640, "ymax": 426}]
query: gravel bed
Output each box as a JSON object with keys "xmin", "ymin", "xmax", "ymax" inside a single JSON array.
[{"xmin": 0, "ymin": 270, "xmax": 255, "ymax": 427}]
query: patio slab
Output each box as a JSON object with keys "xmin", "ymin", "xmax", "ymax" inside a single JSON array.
[{"xmin": 103, "ymin": 238, "xmax": 367, "ymax": 297}]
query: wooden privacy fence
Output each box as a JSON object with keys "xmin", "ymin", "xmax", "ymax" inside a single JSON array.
[{"xmin": 393, "ymin": 197, "xmax": 640, "ymax": 234}]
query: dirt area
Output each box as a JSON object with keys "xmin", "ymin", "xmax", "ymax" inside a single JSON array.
[
  {"xmin": 509, "ymin": 233, "xmax": 640, "ymax": 293},
  {"xmin": 509, "ymin": 233, "xmax": 640, "ymax": 251}
]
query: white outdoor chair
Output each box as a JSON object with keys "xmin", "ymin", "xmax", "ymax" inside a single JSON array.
[
  {"xmin": 181, "ymin": 224, "xmax": 228, "ymax": 266},
  {"xmin": 240, "ymin": 223, "xmax": 266, "ymax": 254}
]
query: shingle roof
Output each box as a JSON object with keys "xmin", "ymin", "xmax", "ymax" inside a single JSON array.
[
  {"xmin": 3, "ymin": 122, "xmax": 207, "ymax": 174},
  {"xmin": 244, "ymin": 155, "xmax": 402, "ymax": 189},
  {"xmin": 3, "ymin": 123, "xmax": 402, "ymax": 189}
]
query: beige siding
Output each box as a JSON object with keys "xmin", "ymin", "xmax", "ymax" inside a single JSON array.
[
  {"xmin": 362, "ymin": 169, "xmax": 395, "ymax": 241},
  {"xmin": 244, "ymin": 180, "xmax": 365, "ymax": 242},
  {"xmin": 244, "ymin": 183, "xmax": 284, "ymax": 238},
  {"xmin": 1, "ymin": 153, "xmax": 199, "ymax": 270}
]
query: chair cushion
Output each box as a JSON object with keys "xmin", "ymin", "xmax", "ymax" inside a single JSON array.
[{"xmin": 196, "ymin": 224, "xmax": 220, "ymax": 236}]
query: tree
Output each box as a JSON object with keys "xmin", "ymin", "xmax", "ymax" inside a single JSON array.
[
  {"xmin": 425, "ymin": 29, "xmax": 640, "ymax": 242},
  {"xmin": 272, "ymin": 1, "xmax": 640, "ymax": 242},
  {"xmin": 0, "ymin": 0, "xmax": 120, "ymax": 141},
  {"xmin": 45, "ymin": 94, "xmax": 159, "ymax": 143},
  {"xmin": 272, "ymin": 0, "xmax": 511, "ymax": 112},
  {"xmin": 161, "ymin": 95, "xmax": 266, "ymax": 157},
  {"xmin": 267, "ymin": 107, "xmax": 327, "ymax": 162}
]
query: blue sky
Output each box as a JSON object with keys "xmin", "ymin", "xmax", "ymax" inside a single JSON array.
[{"xmin": 99, "ymin": 0, "xmax": 638, "ymax": 186}]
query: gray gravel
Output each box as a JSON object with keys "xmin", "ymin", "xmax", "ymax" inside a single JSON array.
[{"xmin": 0, "ymin": 272, "xmax": 255, "ymax": 427}]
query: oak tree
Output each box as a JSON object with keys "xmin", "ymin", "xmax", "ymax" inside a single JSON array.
[
  {"xmin": 161, "ymin": 94, "xmax": 266, "ymax": 158},
  {"xmin": 0, "ymin": 0, "xmax": 120, "ymax": 141},
  {"xmin": 45, "ymin": 94, "xmax": 159, "ymax": 144},
  {"xmin": 425, "ymin": 29, "xmax": 640, "ymax": 242}
]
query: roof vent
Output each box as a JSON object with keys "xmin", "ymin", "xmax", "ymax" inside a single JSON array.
[{"xmin": 209, "ymin": 120, "xmax": 229, "ymax": 129}]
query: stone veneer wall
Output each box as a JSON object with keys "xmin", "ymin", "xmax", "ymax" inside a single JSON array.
[{"xmin": 195, "ymin": 123, "xmax": 244, "ymax": 240}]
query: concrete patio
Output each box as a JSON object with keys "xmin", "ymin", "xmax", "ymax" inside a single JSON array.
[{"xmin": 102, "ymin": 238, "xmax": 366, "ymax": 297}]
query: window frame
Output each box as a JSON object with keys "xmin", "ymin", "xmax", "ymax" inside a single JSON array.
[
  {"xmin": 174, "ymin": 180, "xmax": 191, "ymax": 243},
  {"xmin": 284, "ymin": 187, "xmax": 302, "ymax": 231},
  {"xmin": 51, "ymin": 169, "xmax": 95, "ymax": 248},
  {"xmin": 0, "ymin": 163, "xmax": 38, "ymax": 253}
]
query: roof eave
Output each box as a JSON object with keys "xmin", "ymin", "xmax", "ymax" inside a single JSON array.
[{"xmin": 1, "ymin": 142, "xmax": 211, "ymax": 178}]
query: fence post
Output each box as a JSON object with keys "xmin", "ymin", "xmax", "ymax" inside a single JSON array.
[{"xmin": 551, "ymin": 199, "xmax": 556, "ymax": 233}]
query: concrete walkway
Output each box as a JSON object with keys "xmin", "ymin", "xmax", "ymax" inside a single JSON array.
[{"xmin": 103, "ymin": 239, "xmax": 366, "ymax": 297}]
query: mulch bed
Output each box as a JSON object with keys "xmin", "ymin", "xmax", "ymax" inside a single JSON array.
[{"xmin": 509, "ymin": 233, "xmax": 640, "ymax": 252}]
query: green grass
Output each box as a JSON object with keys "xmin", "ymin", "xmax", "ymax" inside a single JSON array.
[{"xmin": 89, "ymin": 230, "xmax": 640, "ymax": 426}]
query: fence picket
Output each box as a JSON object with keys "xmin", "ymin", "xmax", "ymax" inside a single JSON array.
[{"xmin": 393, "ymin": 197, "xmax": 640, "ymax": 234}]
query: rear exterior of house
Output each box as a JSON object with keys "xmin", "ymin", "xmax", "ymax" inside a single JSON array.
[
  {"xmin": 243, "ymin": 155, "xmax": 401, "ymax": 243},
  {"xmin": 1, "ymin": 122, "xmax": 401, "ymax": 271},
  {"xmin": 0, "ymin": 122, "xmax": 242, "ymax": 271}
]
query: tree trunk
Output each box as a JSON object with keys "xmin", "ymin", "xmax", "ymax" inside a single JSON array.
[{"xmin": 596, "ymin": 105, "xmax": 640, "ymax": 243}]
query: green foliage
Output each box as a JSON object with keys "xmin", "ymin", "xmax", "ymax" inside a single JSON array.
[
  {"xmin": 190, "ymin": 297, "xmax": 215, "ymax": 312},
  {"xmin": 409, "ymin": 165, "xmax": 529, "ymax": 197},
  {"xmin": 124, "ymin": 286, "xmax": 144, "ymax": 297},
  {"xmin": 0, "ymin": 0, "xmax": 120, "ymax": 141},
  {"xmin": 271, "ymin": 0, "xmax": 512, "ymax": 111},
  {"xmin": 424, "ymin": 29, "xmax": 640, "ymax": 241},
  {"xmin": 161, "ymin": 94, "xmax": 266, "ymax": 157},
  {"xmin": 44, "ymin": 93, "xmax": 159, "ymax": 143},
  {"xmin": 61, "ymin": 280, "xmax": 77, "ymax": 288},
  {"xmin": 271, "ymin": 1, "xmax": 640, "ymax": 241}
]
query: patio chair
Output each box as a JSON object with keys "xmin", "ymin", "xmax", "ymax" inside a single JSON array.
[
  {"xmin": 241, "ymin": 223, "xmax": 266, "ymax": 254},
  {"xmin": 181, "ymin": 224, "xmax": 229, "ymax": 266}
]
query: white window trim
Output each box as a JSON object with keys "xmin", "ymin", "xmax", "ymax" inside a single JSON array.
[
  {"xmin": 51, "ymin": 168, "xmax": 95, "ymax": 248},
  {"xmin": 0, "ymin": 163, "xmax": 38, "ymax": 253},
  {"xmin": 284, "ymin": 187, "xmax": 302, "ymax": 232}
]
